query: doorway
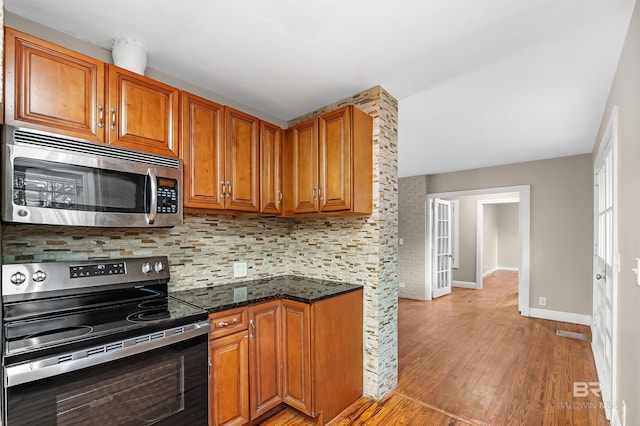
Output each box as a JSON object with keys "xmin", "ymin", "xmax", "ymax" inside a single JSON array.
[
  {"xmin": 426, "ymin": 185, "xmax": 530, "ymax": 315},
  {"xmin": 476, "ymin": 198, "xmax": 520, "ymax": 290}
]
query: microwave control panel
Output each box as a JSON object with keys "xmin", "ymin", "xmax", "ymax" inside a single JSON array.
[{"xmin": 157, "ymin": 178, "xmax": 178, "ymax": 214}]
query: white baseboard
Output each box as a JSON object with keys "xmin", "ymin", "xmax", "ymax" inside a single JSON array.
[
  {"xmin": 482, "ymin": 267, "xmax": 497, "ymax": 277},
  {"xmin": 483, "ymin": 267, "xmax": 520, "ymax": 277},
  {"xmin": 528, "ymin": 308, "xmax": 592, "ymax": 326},
  {"xmin": 452, "ymin": 280, "xmax": 477, "ymax": 289},
  {"xmin": 498, "ymin": 266, "xmax": 519, "ymax": 272}
]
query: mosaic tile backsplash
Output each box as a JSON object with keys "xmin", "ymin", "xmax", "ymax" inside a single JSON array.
[{"xmin": 2, "ymin": 213, "xmax": 291, "ymax": 291}]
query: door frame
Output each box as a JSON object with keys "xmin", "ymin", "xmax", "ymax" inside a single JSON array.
[
  {"xmin": 426, "ymin": 185, "xmax": 530, "ymax": 315},
  {"xmin": 592, "ymin": 106, "xmax": 618, "ymax": 420},
  {"xmin": 476, "ymin": 198, "xmax": 520, "ymax": 290}
]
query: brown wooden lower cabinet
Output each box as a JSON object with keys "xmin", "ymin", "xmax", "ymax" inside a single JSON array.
[
  {"xmin": 209, "ymin": 330, "xmax": 249, "ymax": 426},
  {"xmin": 248, "ymin": 301, "xmax": 282, "ymax": 418},
  {"xmin": 282, "ymin": 290, "xmax": 364, "ymax": 424},
  {"xmin": 208, "ymin": 290, "xmax": 363, "ymax": 426}
]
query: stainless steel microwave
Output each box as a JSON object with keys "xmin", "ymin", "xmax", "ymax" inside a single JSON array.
[{"xmin": 2, "ymin": 126, "xmax": 183, "ymax": 227}]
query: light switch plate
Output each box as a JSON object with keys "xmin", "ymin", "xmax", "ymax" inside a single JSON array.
[{"xmin": 233, "ymin": 262, "xmax": 247, "ymax": 278}]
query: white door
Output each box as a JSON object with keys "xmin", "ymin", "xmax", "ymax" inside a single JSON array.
[
  {"xmin": 432, "ymin": 198, "xmax": 452, "ymax": 298},
  {"xmin": 592, "ymin": 109, "xmax": 617, "ymax": 419}
]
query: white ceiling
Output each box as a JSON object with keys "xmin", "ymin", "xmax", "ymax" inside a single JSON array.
[{"xmin": 4, "ymin": 0, "xmax": 636, "ymax": 177}]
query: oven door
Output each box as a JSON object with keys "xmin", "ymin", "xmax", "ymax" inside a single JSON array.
[{"xmin": 3, "ymin": 326, "xmax": 208, "ymax": 426}]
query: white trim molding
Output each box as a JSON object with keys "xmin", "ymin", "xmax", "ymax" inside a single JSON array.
[
  {"xmin": 497, "ymin": 266, "xmax": 519, "ymax": 272},
  {"xmin": 528, "ymin": 308, "xmax": 592, "ymax": 326},
  {"xmin": 483, "ymin": 267, "xmax": 520, "ymax": 277},
  {"xmin": 452, "ymin": 280, "xmax": 476, "ymax": 289}
]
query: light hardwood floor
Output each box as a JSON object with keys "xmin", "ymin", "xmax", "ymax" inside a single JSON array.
[{"xmin": 261, "ymin": 271, "xmax": 608, "ymax": 425}]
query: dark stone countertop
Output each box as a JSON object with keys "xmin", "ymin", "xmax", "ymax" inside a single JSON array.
[{"xmin": 169, "ymin": 275, "xmax": 363, "ymax": 313}]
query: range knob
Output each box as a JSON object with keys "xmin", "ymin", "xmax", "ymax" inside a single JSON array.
[
  {"xmin": 32, "ymin": 270, "xmax": 47, "ymax": 282},
  {"xmin": 10, "ymin": 272, "xmax": 26, "ymax": 286},
  {"xmin": 141, "ymin": 262, "xmax": 152, "ymax": 274},
  {"xmin": 154, "ymin": 261, "xmax": 165, "ymax": 273}
]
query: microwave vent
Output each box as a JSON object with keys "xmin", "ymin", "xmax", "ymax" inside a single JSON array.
[{"xmin": 11, "ymin": 128, "xmax": 180, "ymax": 169}]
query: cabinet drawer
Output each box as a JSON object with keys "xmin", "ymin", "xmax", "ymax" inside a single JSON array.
[{"xmin": 209, "ymin": 308, "xmax": 248, "ymax": 338}]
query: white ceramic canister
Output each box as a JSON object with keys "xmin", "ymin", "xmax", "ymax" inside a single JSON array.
[{"xmin": 111, "ymin": 37, "xmax": 148, "ymax": 75}]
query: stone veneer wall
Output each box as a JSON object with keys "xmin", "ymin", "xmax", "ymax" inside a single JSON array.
[
  {"xmin": 2, "ymin": 214, "xmax": 291, "ymax": 290},
  {"xmin": 398, "ymin": 175, "xmax": 428, "ymax": 300},
  {"xmin": 287, "ymin": 86, "xmax": 399, "ymax": 399}
]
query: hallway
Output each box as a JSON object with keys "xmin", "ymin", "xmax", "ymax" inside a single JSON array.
[{"xmin": 264, "ymin": 270, "xmax": 607, "ymax": 425}]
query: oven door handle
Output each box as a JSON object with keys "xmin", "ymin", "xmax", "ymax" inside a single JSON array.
[
  {"xmin": 146, "ymin": 168, "xmax": 158, "ymax": 225},
  {"xmin": 4, "ymin": 320, "xmax": 210, "ymax": 388}
]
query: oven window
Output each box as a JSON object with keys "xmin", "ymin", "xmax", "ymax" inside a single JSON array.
[
  {"xmin": 56, "ymin": 356, "xmax": 184, "ymax": 425},
  {"xmin": 5, "ymin": 336, "xmax": 208, "ymax": 426}
]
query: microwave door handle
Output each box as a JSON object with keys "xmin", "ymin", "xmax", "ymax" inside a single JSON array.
[{"xmin": 147, "ymin": 168, "xmax": 158, "ymax": 225}]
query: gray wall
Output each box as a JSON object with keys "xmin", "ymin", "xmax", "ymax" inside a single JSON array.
[
  {"xmin": 593, "ymin": 2, "xmax": 640, "ymax": 423},
  {"xmin": 497, "ymin": 203, "xmax": 520, "ymax": 269},
  {"xmin": 398, "ymin": 175, "xmax": 428, "ymax": 299},
  {"xmin": 483, "ymin": 204, "xmax": 498, "ymax": 275},
  {"xmin": 428, "ymin": 154, "xmax": 593, "ymax": 315}
]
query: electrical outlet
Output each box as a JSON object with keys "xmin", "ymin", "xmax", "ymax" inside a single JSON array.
[
  {"xmin": 233, "ymin": 286, "xmax": 248, "ymax": 303},
  {"xmin": 233, "ymin": 262, "xmax": 247, "ymax": 278},
  {"xmin": 621, "ymin": 400, "xmax": 626, "ymax": 426},
  {"xmin": 399, "ymin": 238, "xmax": 404, "ymax": 246},
  {"xmin": 539, "ymin": 297, "xmax": 547, "ymax": 306},
  {"xmin": 399, "ymin": 282, "xmax": 406, "ymax": 288}
]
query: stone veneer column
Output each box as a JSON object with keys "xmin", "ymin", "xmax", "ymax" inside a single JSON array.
[{"xmin": 287, "ymin": 86, "xmax": 399, "ymax": 399}]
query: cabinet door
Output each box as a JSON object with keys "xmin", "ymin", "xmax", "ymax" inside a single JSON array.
[
  {"xmin": 225, "ymin": 107, "xmax": 259, "ymax": 211},
  {"xmin": 281, "ymin": 299, "xmax": 313, "ymax": 415},
  {"xmin": 318, "ymin": 106, "xmax": 352, "ymax": 212},
  {"xmin": 210, "ymin": 331, "xmax": 249, "ymax": 426},
  {"xmin": 286, "ymin": 118, "xmax": 319, "ymax": 214},
  {"xmin": 181, "ymin": 92, "xmax": 225, "ymax": 209},
  {"xmin": 249, "ymin": 301, "xmax": 282, "ymax": 419},
  {"xmin": 260, "ymin": 122, "xmax": 283, "ymax": 214},
  {"xmin": 4, "ymin": 27, "xmax": 106, "ymax": 143},
  {"xmin": 107, "ymin": 64, "xmax": 179, "ymax": 157}
]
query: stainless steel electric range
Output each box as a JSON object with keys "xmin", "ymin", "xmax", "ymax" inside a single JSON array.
[{"xmin": 1, "ymin": 256, "xmax": 210, "ymax": 426}]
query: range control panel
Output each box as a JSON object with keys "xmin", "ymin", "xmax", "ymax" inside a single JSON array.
[{"xmin": 70, "ymin": 262, "xmax": 126, "ymax": 279}]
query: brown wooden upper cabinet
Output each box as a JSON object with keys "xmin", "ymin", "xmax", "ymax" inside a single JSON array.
[
  {"xmin": 4, "ymin": 27, "xmax": 179, "ymax": 157},
  {"xmin": 260, "ymin": 122, "xmax": 283, "ymax": 215},
  {"xmin": 181, "ymin": 92, "xmax": 226, "ymax": 209},
  {"xmin": 107, "ymin": 65, "xmax": 179, "ymax": 157},
  {"xmin": 283, "ymin": 105, "xmax": 372, "ymax": 216},
  {"xmin": 4, "ymin": 27, "xmax": 106, "ymax": 142},
  {"xmin": 181, "ymin": 96, "xmax": 262, "ymax": 212},
  {"xmin": 225, "ymin": 107, "xmax": 260, "ymax": 212}
]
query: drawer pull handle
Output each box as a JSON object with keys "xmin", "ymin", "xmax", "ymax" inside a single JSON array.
[{"xmin": 218, "ymin": 318, "xmax": 239, "ymax": 327}]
